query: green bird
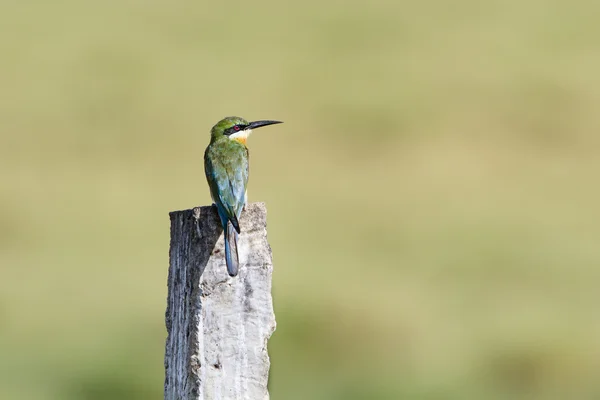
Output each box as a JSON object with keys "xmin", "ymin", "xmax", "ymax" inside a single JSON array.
[{"xmin": 204, "ymin": 116, "xmax": 282, "ymax": 276}]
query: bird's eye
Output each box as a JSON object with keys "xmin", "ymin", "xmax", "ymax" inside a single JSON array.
[{"xmin": 234, "ymin": 125, "xmax": 241, "ymax": 131}]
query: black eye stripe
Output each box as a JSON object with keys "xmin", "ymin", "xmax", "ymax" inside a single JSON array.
[{"xmin": 224, "ymin": 124, "xmax": 248, "ymax": 136}]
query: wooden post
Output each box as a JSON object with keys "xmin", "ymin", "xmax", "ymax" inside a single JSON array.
[{"xmin": 165, "ymin": 202, "xmax": 276, "ymax": 400}]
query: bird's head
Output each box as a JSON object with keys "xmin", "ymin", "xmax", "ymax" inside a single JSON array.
[{"xmin": 210, "ymin": 116, "xmax": 282, "ymax": 144}]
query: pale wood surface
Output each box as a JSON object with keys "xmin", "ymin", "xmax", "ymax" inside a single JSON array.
[{"xmin": 165, "ymin": 202, "xmax": 276, "ymax": 400}]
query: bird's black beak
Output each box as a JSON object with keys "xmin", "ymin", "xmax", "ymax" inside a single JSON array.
[{"xmin": 247, "ymin": 120, "xmax": 283, "ymax": 130}]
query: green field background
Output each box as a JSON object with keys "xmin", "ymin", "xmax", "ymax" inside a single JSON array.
[{"xmin": 2, "ymin": 1, "xmax": 600, "ymax": 399}]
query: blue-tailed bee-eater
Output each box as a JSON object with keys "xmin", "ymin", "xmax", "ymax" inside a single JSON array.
[{"xmin": 204, "ymin": 116, "xmax": 282, "ymax": 276}]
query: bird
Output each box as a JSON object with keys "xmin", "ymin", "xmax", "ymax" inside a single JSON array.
[{"xmin": 204, "ymin": 116, "xmax": 282, "ymax": 276}]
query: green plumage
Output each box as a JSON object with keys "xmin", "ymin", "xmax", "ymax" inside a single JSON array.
[{"xmin": 204, "ymin": 134, "xmax": 249, "ymax": 231}]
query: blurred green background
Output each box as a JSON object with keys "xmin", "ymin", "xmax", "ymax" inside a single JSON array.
[{"xmin": 2, "ymin": 0, "xmax": 600, "ymax": 399}]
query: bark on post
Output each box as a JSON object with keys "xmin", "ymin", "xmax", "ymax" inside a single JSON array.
[{"xmin": 165, "ymin": 202, "xmax": 276, "ymax": 400}]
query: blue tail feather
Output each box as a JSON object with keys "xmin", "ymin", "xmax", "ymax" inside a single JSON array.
[{"xmin": 224, "ymin": 221, "xmax": 239, "ymax": 277}]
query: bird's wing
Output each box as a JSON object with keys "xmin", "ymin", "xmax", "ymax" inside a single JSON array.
[{"xmin": 204, "ymin": 145, "xmax": 249, "ymax": 233}]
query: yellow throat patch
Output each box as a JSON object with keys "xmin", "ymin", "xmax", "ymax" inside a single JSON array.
[{"xmin": 229, "ymin": 129, "xmax": 251, "ymax": 146}]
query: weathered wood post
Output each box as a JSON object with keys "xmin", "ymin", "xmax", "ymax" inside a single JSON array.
[{"xmin": 165, "ymin": 202, "xmax": 276, "ymax": 400}]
